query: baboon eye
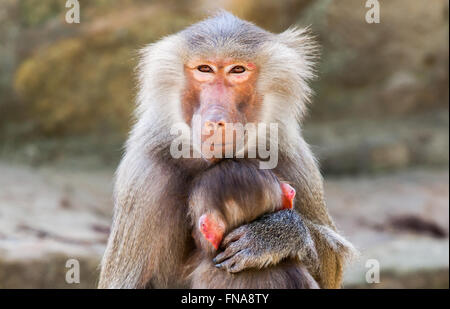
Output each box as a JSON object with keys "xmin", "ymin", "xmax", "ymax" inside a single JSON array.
[
  {"xmin": 230, "ymin": 66, "xmax": 246, "ymax": 74},
  {"xmin": 197, "ymin": 65, "xmax": 213, "ymax": 73}
]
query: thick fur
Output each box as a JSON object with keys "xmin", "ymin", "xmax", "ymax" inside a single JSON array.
[
  {"xmin": 190, "ymin": 259, "xmax": 317, "ymax": 289},
  {"xmin": 188, "ymin": 160, "xmax": 283, "ymax": 238},
  {"xmin": 98, "ymin": 12, "xmax": 356, "ymax": 289}
]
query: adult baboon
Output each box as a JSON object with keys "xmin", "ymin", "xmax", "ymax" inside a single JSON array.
[{"xmin": 99, "ymin": 12, "xmax": 354, "ymax": 289}]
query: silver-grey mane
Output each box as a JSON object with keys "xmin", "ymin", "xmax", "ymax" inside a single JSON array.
[{"xmin": 181, "ymin": 11, "xmax": 273, "ymax": 59}]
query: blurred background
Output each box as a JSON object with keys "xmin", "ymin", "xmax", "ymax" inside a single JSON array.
[{"xmin": 0, "ymin": 0, "xmax": 448, "ymax": 288}]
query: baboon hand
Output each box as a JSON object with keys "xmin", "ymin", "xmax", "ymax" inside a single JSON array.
[{"xmin": 213, "ymin": 210, "xmax": 318, "ymax": 273}]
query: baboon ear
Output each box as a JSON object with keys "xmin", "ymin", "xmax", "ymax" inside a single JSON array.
[
  {"xmin": 199, "ymin": 214, "xmax": 225, "ymax": 250},
  {"xmin": 280, "ymin": 182, "xmax": 296, "ymax": 210}
]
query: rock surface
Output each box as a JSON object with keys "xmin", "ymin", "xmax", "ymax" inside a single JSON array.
[
  {"xmin": 0, "ymin": 162, "xmax": 448, "ymax": 288},
  {"xmin": 304, "ymin": 112, "xmax": 449, "ymax": 174},
  {"xmin": 326, "ymin": 169, "xmax": 449, "ymax": 288},
  {"xmin": 2, "ymin": 0, "xmax": 448, "ymax": 138},
  {"xmin": 0, "ymin": 163, "xmax": 112, "ymax": 288}
]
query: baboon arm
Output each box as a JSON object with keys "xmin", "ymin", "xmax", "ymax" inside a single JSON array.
[
  {"xmin": 286, "ymin": 139, "xmax": 356, "ymax": 289},
  {"xmin": 98, "ymin": 153, "xmax": 191, "ymax": 288},
  {"xmin": 298, "ymin": 178, "xmax": 356, "ymax": 288},
  {"xmin": 214, "ymin": 209, "xmax": 318, "ymax": 273},
  {"xmin": 305, "ymin": 221, "xmax": 356, "ymax": 289}
]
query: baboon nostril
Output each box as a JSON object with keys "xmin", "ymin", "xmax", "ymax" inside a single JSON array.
[{"xmin": 217, "ymin": 121, "xmax": 226, "ymax": 127}]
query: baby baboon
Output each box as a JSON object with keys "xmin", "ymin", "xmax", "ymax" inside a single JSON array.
[{"xmin": 187, "ymin": 160, "xmax": 319, "ymax": 289}]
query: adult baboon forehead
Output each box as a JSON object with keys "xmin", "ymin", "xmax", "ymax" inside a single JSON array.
[{"xmin": 181, "ymin": 11, "xmax": 272, "ymax": 60}]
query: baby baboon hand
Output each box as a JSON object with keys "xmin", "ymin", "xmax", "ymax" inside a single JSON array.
[{"xmin": 213, "ymin": 210, "xmax": 318, "ymax": 273}]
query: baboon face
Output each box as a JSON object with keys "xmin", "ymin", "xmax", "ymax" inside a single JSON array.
[{"xmin": 181, "ymin": 57, "xmax": 263, "ymax": 160}]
